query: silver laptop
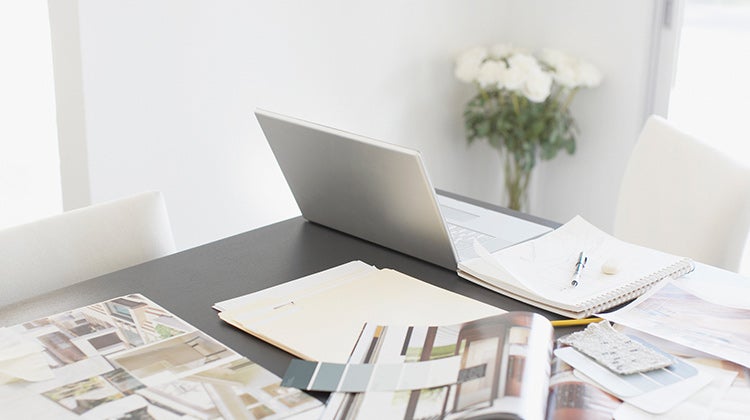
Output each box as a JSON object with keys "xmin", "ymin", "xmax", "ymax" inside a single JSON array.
[{"xmin": 255, "ymin": 109, "xmax": 553, "ymax": 270}]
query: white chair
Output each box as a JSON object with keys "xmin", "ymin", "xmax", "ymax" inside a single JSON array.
[
  {"xmin": 614, "ymin": 115, "xmax": 750, "ymax": 273},
  {"xmin": 0, "ymin": 191, "xmax": 176, "ymax": 307}
]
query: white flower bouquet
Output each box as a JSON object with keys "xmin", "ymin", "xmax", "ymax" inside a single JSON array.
[{"xmin": 455, "ymin": 44, "xmax": 602, "ymax": 210}]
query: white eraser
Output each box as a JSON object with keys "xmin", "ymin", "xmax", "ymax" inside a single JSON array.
[{"xmin": 602, "ymin": 258, "xmax": 619, "ymax": 275}]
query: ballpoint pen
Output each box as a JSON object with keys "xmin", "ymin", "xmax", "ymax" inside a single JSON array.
[{"xmin": 570, "ymin": 251, "xmax": 587, "ymax": 287}]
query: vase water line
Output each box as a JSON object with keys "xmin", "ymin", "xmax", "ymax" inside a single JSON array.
[{"xmin": 503, "ymin": 151, "xmax": 532, "ymax": 212}]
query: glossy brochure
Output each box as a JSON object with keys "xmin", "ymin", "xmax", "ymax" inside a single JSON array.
[{"xmin": 319, "ymin": 312, "xmax": 652, "ymax": 419}]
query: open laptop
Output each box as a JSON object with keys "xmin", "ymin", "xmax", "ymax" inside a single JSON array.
[{"xmin": 255, "ymin": 109, "xmax": 553, "ymax": 270}]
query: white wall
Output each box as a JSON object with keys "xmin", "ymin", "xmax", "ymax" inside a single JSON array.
[
  {"xmin": 0, "ymin": 1, "xmax": 61, "ymax": 229},
  {"xmin": 57, "ymin": 0, "xmax": 657, "ymax": 250},
  {"xmin": 66, "ymin": 0, "xmax": 513, "ymax": 249},
  {"xmin": 506, "ymin": 0, "xmax": 657, "ymax": 230}
]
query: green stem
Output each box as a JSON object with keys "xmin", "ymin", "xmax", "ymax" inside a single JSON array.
[
  {"xmin": 479, "ymin": 86, "xmax": 490, "ymax": 102},
  {"xmin": 562, "ymin": 87, "xmax": 580, "ymax": 110},
  {"xmin": 511, "ymin": 93, "xmax": 521, "ymax": 116}
]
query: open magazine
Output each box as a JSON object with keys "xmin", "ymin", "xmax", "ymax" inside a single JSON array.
[{"xmin": 320, "ymin": 312, "xmax": 621, "ymax": 419}]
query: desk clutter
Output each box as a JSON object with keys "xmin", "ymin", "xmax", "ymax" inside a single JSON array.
[
  {"xmin": 215, "ymin": 268, "xmax": 750, "ymax": 419},
  {"xmin": 0, "ymin": 294, "xmax": 323, "ymax": 419},
  {"xmin": 271, "ymin": 283, "xmax": 750, "ymax": 419},
  {"xmin": 212, "ymin": 215, "xmax": 749, "ymax": 419},
  {"xmin": 283, "ymin": 313, "xmax": 744, "ymax": 419},
  {"xmin": 3, "ymin": 216, "xmax": 750, "ymax": 419}
]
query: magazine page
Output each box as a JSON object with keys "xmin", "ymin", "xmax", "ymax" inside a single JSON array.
[
  {"xmin": 0, "ymin": 293, "xmax": 322, "ymax": 419},
  {"xmin": 322, "ymin": 312, "xmax": 553, "ymax": 420}
]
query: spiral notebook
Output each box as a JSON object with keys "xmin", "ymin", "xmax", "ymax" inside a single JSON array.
[{"xmin": 457, "ymin": 215, "xmax": 695, "ymax": 318}]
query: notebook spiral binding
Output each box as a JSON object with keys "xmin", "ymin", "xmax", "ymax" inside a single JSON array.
[{"xmin": 578, "ymin": 258, "xmax": 696, "ymax": 318}]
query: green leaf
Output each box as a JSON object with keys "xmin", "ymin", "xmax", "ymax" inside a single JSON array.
[
  {"xmin": 462, "ymin": 86, "xmax": 582, "ymax": 164},
  {"xmin": 476, "ymin": 120, "xmax": 491, "ymax": 137}
]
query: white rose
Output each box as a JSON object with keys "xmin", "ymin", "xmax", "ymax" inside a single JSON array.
[
  {"xmin": 576, "ymin": 61, "xmax": 603, "ymax": 87},
  {"xmin": 538, "ymin": 48, "xmax": 577, "ymax": 87},
  {"xmin": 522, "ymin": 68, "xmax": 553, "ymax": 102},
  {"xmin": 503, "ymin": 53, "xmax": 541, "ymax": 90},
  {"xmin": 454, "ymin": 46, "xmax": 488, "ymax": 83},
  {"xmin": 538, "ymin": 48, "xmax": 571, "ymax": 69},
  {"xmin": 489, "ymin": 43, "xmax": 517, "ymax": 59},
  {"xmin": 551, "ymin": 62, "xmax": 579, "ymax": 88},
  {"xmin": 538, "ymin": 48, "xmax": 602, "ymax": 88},
  {"xmin": 477, "ymin": 60, "xmax": 507, "ymax": 88}
]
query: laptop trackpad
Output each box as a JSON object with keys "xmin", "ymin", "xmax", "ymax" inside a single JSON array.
[{"xmin": 440, "ymin": 205, "xmax": 479, "ymax": 223}]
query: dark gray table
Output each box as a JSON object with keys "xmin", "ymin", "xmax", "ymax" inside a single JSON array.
[{"xmin": 0, "ymin": 193, "xmax": 570, "ymax": 383}]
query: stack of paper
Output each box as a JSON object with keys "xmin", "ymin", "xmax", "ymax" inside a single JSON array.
[
  {"xmin": 540, "ymin": 273, "xmax": 750, "ymax": 419},
  {"xmin": 215, "ymin": 261, "xmax": 503, "ymax": 363},
  {"xmin": 592, "ymin": 278, "xmax": 750, "ymax": 418}
]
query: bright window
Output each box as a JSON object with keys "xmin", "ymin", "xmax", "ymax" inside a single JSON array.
[
  {"xmin": 0, "ymin": 1, "xmax": 62, "ymax": 229},
  {"xmin": 668, "ymin": 0, "xmax": 750, "ymax": 164}
]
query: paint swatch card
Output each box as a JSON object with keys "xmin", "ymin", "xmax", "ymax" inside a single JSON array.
[{"xmin": 282, "ymin": 357, "xmax": 464, "ymax": 393}]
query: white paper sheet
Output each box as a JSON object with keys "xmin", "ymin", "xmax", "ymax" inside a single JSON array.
[
  {"xmin": 600, "ymin": 282, "xmax": 750, "ymax": 368},
  {"xmin": 613, "ymin": 363, "xmax": 736, "ymax": 419}
]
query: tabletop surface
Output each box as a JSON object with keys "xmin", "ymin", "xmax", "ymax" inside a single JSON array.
[{"xmin": 0, "ymin": 192, "xmax": 570, "ymax": 383}]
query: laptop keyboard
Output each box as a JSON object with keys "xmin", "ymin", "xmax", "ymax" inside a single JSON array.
[{"xmin": 447, "ymin": 223, "xmax": 494, "ymax": 251}]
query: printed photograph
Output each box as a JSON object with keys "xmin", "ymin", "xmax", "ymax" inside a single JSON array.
[
  {"xmin": 15, "ymin": 294, "xmax": 194, "ymax": 369},
  {"xmin": 0, "ymin": 294, "xmax": 322, "ymax": 419},
  {"xmin": 107, "ymin": 330, "xmax": 236, "ymax": 385},
  {"xmin": 135, "ymin": 358, "xmax": 321, "ymax": 419},
  {"xmin": 42, "ymin": 375, "xmax": 127, "ymax": 415}
]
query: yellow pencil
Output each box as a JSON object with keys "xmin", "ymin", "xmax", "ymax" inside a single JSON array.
[{"xmin": 550, "ymin": 317, "xmax": 603, "ymax": 327}]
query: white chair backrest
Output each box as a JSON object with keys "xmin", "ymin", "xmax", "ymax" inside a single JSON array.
[
  {"xmin": 614, "ymin": 116, "xmax": 750, "ymax": 273},
  {"xmin": 0, "ymin": 191, "xmax": 176, "ymax": 307}
]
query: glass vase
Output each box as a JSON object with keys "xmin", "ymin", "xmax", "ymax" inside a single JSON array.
[{"xmin": 503, "ymin": 152, "xmax": 532, "ymax": 212}]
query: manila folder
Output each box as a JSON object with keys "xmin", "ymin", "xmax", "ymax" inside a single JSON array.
[{"xmin": 215, "ymin": 261, "xmax": 503, "ymax": 363}]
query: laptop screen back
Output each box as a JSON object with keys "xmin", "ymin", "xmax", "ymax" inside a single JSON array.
[{"xmin": 255, "ymin": 109, "xmax": 458, "ymax": 270}]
